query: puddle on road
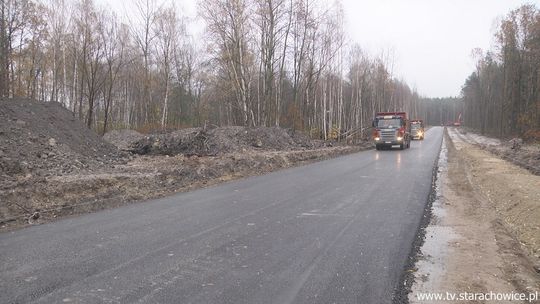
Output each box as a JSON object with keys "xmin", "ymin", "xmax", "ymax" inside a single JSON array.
[
  {"xmin": 413, "ymin": 225, "xmax": 457, "ymax": 290},
  {"xmin": 409, "ymin": 135, "xmax": 459, "ymax": 301}
]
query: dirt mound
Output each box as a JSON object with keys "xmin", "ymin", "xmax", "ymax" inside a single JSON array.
[
  {"xmin": 485, "ymin": 139, "xmax": 540, "ymax": 175},
  {"xmin": 0, "ymin": 98, "xmax": 123, "ymax": 179},
  {"xmin": 452, "ymin": 128, "xmax": 540, "ymax": 175},
  {"xmin": 128, "ymin": 126, "xmax": 322, "ymax": 156},
  {"xmin": 0, "ymin": 145, "xmax": 368, "ymax": 230},
  {"xmin": 103, "ymin": 129, "xmax": 145, "ymax": 151}
]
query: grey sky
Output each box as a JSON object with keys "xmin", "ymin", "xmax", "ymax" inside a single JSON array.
[
  {"xmin": 342, "ymin": 0, "xmax": 540, "ymax": 98},
  {"xmin": 99, "ymin": 0, "xmax": 539, "ymax": 98}
]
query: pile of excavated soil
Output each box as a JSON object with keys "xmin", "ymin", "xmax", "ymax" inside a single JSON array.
[
  {"xmin": 0, "ymin": 145, "xmax": 369, "ymax": 230},
  {"xmin": 103, "ymin": 129, "xmax": 145, "ymax": 151},
  {"xmin": 121, "ymin": 126, "xmax": 322, "ymax": 156},
  {"xmin": 0, "ymin": 99, "xmax": 370, "ymax": 229},
  {"xmin": 0, "ymin": 98, "xmax": 124, "ymax": 181},
  {"xmin": 453, "ymin": 128, "xmax": 540, "ymax": 175},
  {"xmin": 482, "ymin": 142, "xmax": 540, "ymax": 175}
]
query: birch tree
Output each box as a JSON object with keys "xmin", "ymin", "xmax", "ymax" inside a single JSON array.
[
  {"xmin": 155, "ymin": 5, "xmax": 179, "ymax": 127},
  {"xmin": 100, "ymin": 11, "xmax": 127, "ymax": 134},
  {"xmin": 199, "ymin": 0, "xmax": 254, "ymax": 126},
  {"xmin": 131, "ymin": 0, "xmax": 158, "ymax": 125}
]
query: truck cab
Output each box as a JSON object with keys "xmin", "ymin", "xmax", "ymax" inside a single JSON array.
[
  {"xmin": 410, "ymin": 120, "xmax": 424, "ymax": 140},
  {"xmin": 372, "ymin": 112, "xmax": 411, "ymax": 150}
]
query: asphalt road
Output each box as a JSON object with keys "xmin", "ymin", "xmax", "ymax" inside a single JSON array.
[{"xmin": 0, "ymin": 127, "xmax": 443, "ymax": 304}]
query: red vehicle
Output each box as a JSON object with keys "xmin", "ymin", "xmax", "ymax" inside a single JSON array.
[{"xmin": 372, "ymin": 112, "xmax": 411, "ymax": 150}]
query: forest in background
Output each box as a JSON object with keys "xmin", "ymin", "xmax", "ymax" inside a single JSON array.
[
  {"xmin": 1, "ymin": 0, "xmax": 535, "ymax": 141},
  {"xmin": 462, "ymin": 4, "xmax": 540, "ymax": 141},
  {"xmin": 0, "ymin": 0, "xmax": 456, "ymax": 140}
]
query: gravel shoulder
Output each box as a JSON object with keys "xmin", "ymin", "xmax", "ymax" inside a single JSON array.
[{"xmin": 410, "ymin": 128, "xmax": 540, "ymax": 303}]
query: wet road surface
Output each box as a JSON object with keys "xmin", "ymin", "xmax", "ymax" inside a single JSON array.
[{"xmin": 0, "ymin": 127, "xmax": 443, "ymax": 304}]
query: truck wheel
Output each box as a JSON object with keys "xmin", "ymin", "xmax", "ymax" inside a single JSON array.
[
  {"xmin": 399, "ymin": 143, "xmax": 404, "ymax": 150},
  {"xmin": 376, "ymin": 145, "xmax": 381, "ymax": 150}
]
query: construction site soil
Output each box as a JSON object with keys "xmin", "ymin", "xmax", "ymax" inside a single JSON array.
[
  {"xmin": 105, "ymin": 125, "xmax": 323, "ymax": 156},
  {"xmin": 0, "ymin": 98, "xmax": 369, "ymax": 230},
  {"xmin": 457, "ymin": 128, "xmax": 540, "ymax": 176},
  {"xmin": 0, "ymin": 98, "xmax": 124, "ymax": 179}
]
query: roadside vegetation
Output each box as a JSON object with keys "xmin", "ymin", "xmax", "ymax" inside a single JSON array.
[
  {"xmin": 461, "ymin": 4, "xmax": 540, "ymax": 141},
  {"xmin": 1, "ymin": 0, "xmax": 449, "ymax": 141}
]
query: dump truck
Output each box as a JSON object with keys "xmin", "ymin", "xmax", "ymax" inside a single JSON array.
[
  {"xmin": 372, "ymin": 112, "xmax": 411, "ymax": 150},
  {"xmin": 410, "ymin": 120, "xmax": 424, "ymax": 140}
]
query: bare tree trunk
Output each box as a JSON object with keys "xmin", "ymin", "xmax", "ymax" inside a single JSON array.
[{"xmin": 0, "ymin": 0, "xmax": 6, "ymax": 98}]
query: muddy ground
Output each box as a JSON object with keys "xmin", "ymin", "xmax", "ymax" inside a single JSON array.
[
  {"xmin": 0, "ymin": 146, "xmax": 368, "ymax": 231},
  {"xmin": 410, "ymin": 128, "xmax": 540, "ymax": 303},
  {"xmin": 453, "ymin": 127, "xmax": 540, "ymax": 175},
  {"xmin": 0, "ymin": 99, "xmax": 370, "ymax": 231}
]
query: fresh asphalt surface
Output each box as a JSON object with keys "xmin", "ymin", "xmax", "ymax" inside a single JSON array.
[{"xmin": 0, "ymin": 127, "xmax": 443, "ymax": 304}]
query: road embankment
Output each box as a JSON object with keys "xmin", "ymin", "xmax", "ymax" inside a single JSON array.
[
  {"xmin": 1, "ymin": 145, "xmax": 370, "ymax": 231},
  {"xmin": 409, "ymin": 128, "xmax": 540, "ymax": 303}
]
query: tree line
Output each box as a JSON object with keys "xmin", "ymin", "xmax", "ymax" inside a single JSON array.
[
  {"xmin": 461, "ymin": 4, "xmax": 540, "ymax": 140},
  {"xmin": 1, "ymin": 0, "xmax": 448, "ymax": 139},
  {"xmin": 417, "ymin": 97, "xmax": 462, "ymax": 126}
]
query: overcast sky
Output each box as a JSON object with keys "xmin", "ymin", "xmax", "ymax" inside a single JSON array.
[
  {"xmin": 341, "ymin": 0, "xmax": 540, "ymax": 97},
  {"xmin": 99, "ymin": 0, "xmax": 540, "ymax": 98}
]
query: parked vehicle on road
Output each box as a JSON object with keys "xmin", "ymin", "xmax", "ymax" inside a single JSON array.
[
  {"xmin": 411, "ymin": 120, "xmax": 424, "ymax": 140},
  {"xmin": 372, "ymin": 112, "xmax": 411, "ymax": 150}
]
